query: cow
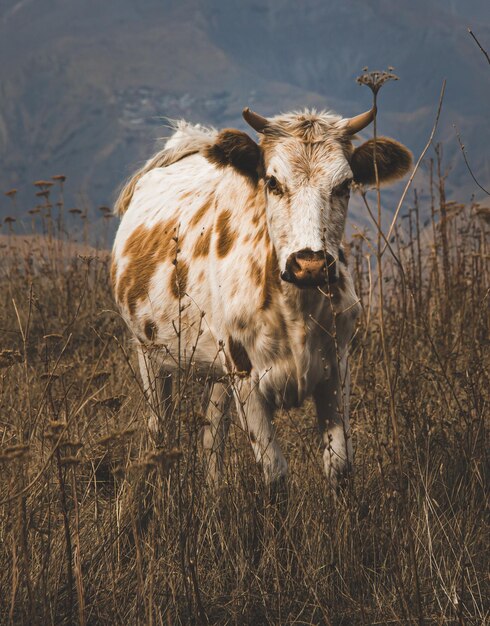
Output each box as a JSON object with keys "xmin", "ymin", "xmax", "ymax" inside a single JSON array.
[{"xmin": 111, "ymin": 106, "xmax": 411, "ymax": 489}]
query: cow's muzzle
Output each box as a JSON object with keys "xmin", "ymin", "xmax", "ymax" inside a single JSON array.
[{"xmin": 281, "ymin": 249, "xmax": 338, "ymax": 288}]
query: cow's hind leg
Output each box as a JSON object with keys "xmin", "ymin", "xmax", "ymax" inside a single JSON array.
[
  {"xmin": 233, "ymin": 378, "xmax": 287, "ymax": 485},
  {"xmin": 313, "ymin": 352, "xmax": 353, "ymax": 489},
  {"xmin": 202, "ymin": 382, "xmax": 232, "ymax": 486},
  {"xmin": 137, "ymin": 345, "xmax": 173, "ymax": 447}
]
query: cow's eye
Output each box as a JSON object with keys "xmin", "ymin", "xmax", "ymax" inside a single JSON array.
[
  {"xmin": 332, "ymin": 179, "xmax": 352, "ymax": 197},
  {"xmin": 266, "ymin": 176, "xmax": 283, "ymax": 195}
]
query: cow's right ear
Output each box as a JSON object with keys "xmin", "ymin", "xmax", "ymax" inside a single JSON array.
[
  {"xmin": 205, "ymin": 129, "xmax": 262, "ymax": 180},
  {"xmin": 350, "ymin": 137, "xmax": 412, "ymax": 186}
]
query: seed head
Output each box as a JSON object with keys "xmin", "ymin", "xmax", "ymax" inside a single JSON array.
[
  {"xmin": 357, "ymin": 67, "xmax": 399, "ymax": 94},
  {"xmin": 0, "ymin": 444, "xmax": 30, "ymax": 462}
]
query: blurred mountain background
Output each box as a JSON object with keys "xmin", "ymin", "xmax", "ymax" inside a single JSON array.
[{"xmin": 0, "ymin": 0, "xmax": 488, "ymax": 235}]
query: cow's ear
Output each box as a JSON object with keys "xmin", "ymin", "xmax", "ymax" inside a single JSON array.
[
  {"xmin": 205, "ymin": 129, "xmax": 262, "ymax": 180},
  {"xmin": 351, "ymin": 137, "xmax": 412, "ymax": 186}
]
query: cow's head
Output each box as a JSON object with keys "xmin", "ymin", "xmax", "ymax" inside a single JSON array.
[{"xmin": 209, "ymin": 107, "xmax": 412, "ymax": 288}]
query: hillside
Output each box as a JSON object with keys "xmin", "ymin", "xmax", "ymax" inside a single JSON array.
[{"xmin": 0, "ymin": 0, "xmax": 489, "ymax": 228}]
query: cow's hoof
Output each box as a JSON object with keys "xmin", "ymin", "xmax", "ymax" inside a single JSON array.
[{"xmin": 326, "ymin": 464, "xmax": 353, "ymax": 499}]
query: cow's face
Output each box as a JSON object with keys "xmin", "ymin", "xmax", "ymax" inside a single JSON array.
[
  {"xmin": 261, "ymin": 135, "xmax": 354, "ymax": 287},
  {"xmin": 244, "ymin": 108, "xmax": 412, "ymax": 289}
]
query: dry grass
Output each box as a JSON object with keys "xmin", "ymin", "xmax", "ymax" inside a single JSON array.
[{"xmin": 0, "ymin": 161, "xmax": 488, "ymax": 625}]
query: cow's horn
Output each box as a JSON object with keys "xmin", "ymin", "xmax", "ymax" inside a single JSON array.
[
  {"xmin": 344, "ymin": 106, "xmax": 377, "ymax": 135},
  {"xmin": 242, "ymin": 107, "xmax": 269, "ymax": 133}
]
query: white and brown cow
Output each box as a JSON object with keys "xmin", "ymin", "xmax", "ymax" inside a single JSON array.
[{"xmin": 112, "ymin": 107, "xmax": 411, "ymax": 487}]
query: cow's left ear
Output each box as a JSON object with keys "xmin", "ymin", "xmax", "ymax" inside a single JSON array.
[
  {"xmin": 205, "ymin": 129, "xmax": 262, "ymax": 180},
  {"xmin": 350, "ymin": 137, "xmax": 412, "ymax": 186}
]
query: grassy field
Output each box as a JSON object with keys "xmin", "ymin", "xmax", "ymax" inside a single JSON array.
[{"xmin": 0, "ymin": 167, "xmax": 488, "ymax": 625}]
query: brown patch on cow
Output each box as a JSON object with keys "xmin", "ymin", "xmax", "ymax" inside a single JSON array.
[
  {"xmin": 215, "ymin": 210, "xmax": 237, "ymax": 258},
  {"xmin": 277, "ymin": 313, "xmax": 287, "ymax": 337},
  {"xmin": 179, "ymin": 190, "xmax": 193, "ymax": 201},
  {"xmin": 169, "ymin": 260, "xmax": 189, "ymax": 299},
  {"xmin": 249, "ymin": 258, "xmax": 262, "ymax": 286},
  {"xmin": 194, "ymin": 227, "xmax": 212, "ymax": 257},
  {"xmin": 204, "ymin": 129, "xmax": 261, "ymax": 181},
  {"xmin": 252, "ymin": 212, "xmax": 262, "ymax": 226},
  {"xmin": 252, "ymin": 228, "xmax": 265, "ymax": 246},
  {"xmin": 144, "ymin": 319, "xmax": 157, "ymax": 341},
  {"xmin": 189, "ymin": 194, "xmax": 214, "ymax": 228},
  {"xmin": 235, "ymin": 315, "xmax": 248, "ymax": 330},
  {"xmin": 228, "ymin": 336, "xmax": 252, "ymax": 376},
  {"xmin": 262, "ymin": 246, "xmax": 280, "ymax": 310},
  {"xmin": 249, "ymin": 431, "xmax": 256, "ymax": 443},
  {"xmin": 251, "ymin": 190, "xmax": 266, "ymax": 226},
  {"xmin": 117, "ymin": 219, "xmax": 179, "ymax": 314}
]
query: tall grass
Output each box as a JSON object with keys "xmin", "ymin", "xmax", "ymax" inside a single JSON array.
[{"xmin": 0, "ymin": 156, "xmax": 488, "ymax": 625}]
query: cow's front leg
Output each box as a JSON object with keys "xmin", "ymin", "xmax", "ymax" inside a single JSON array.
[
  {"xmin": 202, "ymin": 382, "xmax": 232, "ymax": 486},
  {"xmin": 313, "ymin": 352, "xmax": 353, "ymax": 488},
  {"xmin": 233, "ymin": 377, "xmax": 287, "ymax": 485},
  {"xmin": 137, "ymin": 344, "xmax": 173, "ymax": 447}
]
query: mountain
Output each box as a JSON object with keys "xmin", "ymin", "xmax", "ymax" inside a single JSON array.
[{"xmin": 0, "ymin": 0, "xmax": 488, "ymax": 233}]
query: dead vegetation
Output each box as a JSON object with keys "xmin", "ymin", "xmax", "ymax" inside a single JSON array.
[{"xmin": 0, "ymin": 151, "xmax": 488, "ymax": 626}]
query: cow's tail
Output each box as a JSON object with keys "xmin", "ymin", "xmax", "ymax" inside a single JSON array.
[{"xmin": 114, "ymin": 120, "xmax": 217, "ymax": 216}]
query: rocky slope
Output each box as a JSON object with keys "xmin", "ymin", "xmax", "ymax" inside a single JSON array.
[{"xmin": 0, "ymin": 0, "xmax": 488, "ymax": 231}]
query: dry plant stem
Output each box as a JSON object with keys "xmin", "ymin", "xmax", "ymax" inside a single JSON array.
[
  {"xmin": 128, "ymin": 482, "xmax": 147, "ymax": 622},
  {"xmin": 382, "ymin": 80, "xmax": 446, "ymax": 255},
  {"xmin": 454, "ymin": 126, "xmax": 490, "ymax": 196},
  {"xmin": 8, "ymin": 525, "xmax": 19, "ymax": 626},
  {"xmin": 55, "ymin": 448, "xmax": 74, "ymax": 624},
  {"xmin": 17, "ymin": 491, "xmax": 34, "ymax": 624},
  {"xmin": 371, "ymin": 91, "xmax": 424, "ymax": 625},
  {"xmin": 435, "ymin": 144, "xmax": 451, "ymax": 315},
  {"xmin": 468, "ymin": 27, "xmax": 490, "ymax": 65},
  {"xmin": 173, "ymin": 238, "xmax": 198, "ymax": 623},
  {"xmin": 71, "ymin": 470, "xmax": 86, "ymax": 626},
  {"xmin": 413, "ymin": 192, "xmax": 423, "ymax": 313},
  {"xmin": 12, "ymin": 291, "xmax": 34, "ymax": 432}
]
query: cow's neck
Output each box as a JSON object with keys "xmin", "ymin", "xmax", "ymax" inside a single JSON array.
[{"xmin": 281, "ymin": 282, "xmax": 324, "ymax": 319}]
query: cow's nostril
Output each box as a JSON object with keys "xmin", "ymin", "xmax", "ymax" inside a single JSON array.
[
  {"xmin": 280, "ymin": 270, "xmax": 294, "ymax": 283},
  {"xmin": 295, "ymin": 248, "xmax": 314, "ymax": 261}
]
